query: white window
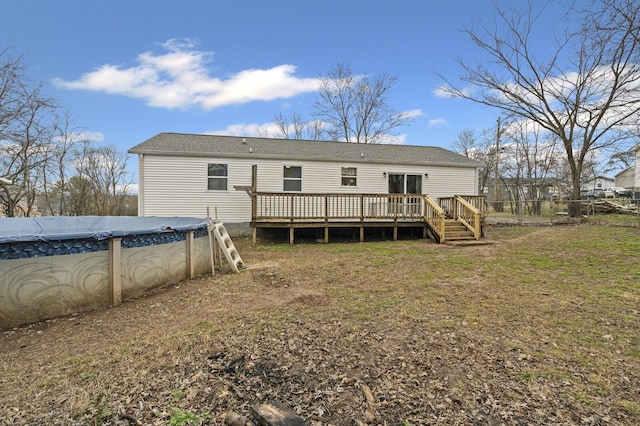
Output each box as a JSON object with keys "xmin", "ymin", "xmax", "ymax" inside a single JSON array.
[
  {"xmin": 341, "ymin": 167, "xmax": 357, "ymax": 186},
  {"xmin": 283, "ymin": 166, "xmax": 302, "ymax": 191},
  {"xmin": 207, "ymin": 164, "xmax": 228, "ymax": 190}
]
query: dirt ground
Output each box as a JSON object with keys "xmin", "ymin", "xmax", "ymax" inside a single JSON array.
[{"xmin": 1, "ymin": 225, "xmax": 639, "ymax": 425}]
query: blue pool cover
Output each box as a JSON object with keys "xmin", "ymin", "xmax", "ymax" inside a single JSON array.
[{"xmin": 0, "ymin": 216, "xmax": 209, "ymax": 243}]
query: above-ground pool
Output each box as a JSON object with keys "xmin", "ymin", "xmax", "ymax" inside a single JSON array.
[{"xmin": 0, "ymin": 216, "xmax": 212, "ymax": 329}]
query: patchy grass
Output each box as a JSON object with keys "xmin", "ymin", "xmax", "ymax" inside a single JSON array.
[{"xmin": 0, "ymin": 224, "xmax": 638, "ymax": 425}]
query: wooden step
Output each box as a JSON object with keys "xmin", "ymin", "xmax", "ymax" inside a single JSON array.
[{"xmin": 443, "ymin": 219, "xmax": 475, "ymax": 241}]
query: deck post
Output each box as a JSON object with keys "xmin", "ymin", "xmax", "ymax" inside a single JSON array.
[
  {"xmin": 324, "ymin": 195, "xmax": 329, "ymax": 243},
  {"xmin": 250, "ymin": 165, "xmax": 257, "ymax": 243},
  {"xmin": 289, "ymin": 193, "xmax": 295, "ymax": 244},
  {"xmin": 359, "ymin": 195, "xmax": 364, "ymax": 242},
  {"xmin": 393, "ymin": 195, "xmax": 398, "ymax": 240}
]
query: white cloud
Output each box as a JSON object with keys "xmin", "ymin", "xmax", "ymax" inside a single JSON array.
[
  {"xmin": 432, "ymin": 85, "xmax": 451, "ymax": 98},
  {"xmin": 403, "ymin": 108, "xmax": 424, "ymax": 119},
  {"xmin": 200, "ymin": 65, "xmax": 320, "ymax": 109},
  {"xmin": 433, "ymin": 84, "xmax": 473, "ymax": 99},
  {"xmin": 52, "ymin": 130, "xmax": 105, "ymax": 144},
  {"xmin": 377, "ymin": 134, "xmax": 407, "ymax": 145},
  {"xmin": 205, "ymin": 122, "xmax": 278, "ymax": 137},
  {"xmin": 124, "ymin": 183, "xmax": 138, "ymax": 195},
  {"xmin": 428, "ymin": 118, "xmax": 448, "ymax": 127},
  {"xmin": 53, "ymin": 39, "xmax": 321, "ymax": 110},
  {"xmin": 82, "ymin": 131, "xmax": 106, "ymax": 142}
]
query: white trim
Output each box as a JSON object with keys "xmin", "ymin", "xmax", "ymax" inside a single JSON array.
[{"xmin": 137, "ymin": 154, "xmax": 144, "ymax": 216}]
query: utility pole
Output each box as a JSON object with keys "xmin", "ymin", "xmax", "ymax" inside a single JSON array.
[{"xmin": 494, "ymin": 117, "xmax": 501, "ymax": 208}]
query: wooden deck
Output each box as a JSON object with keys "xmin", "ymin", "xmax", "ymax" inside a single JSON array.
[{"xmin": 250, "ymin": 192, "xmax": 486, "ymax": 244}]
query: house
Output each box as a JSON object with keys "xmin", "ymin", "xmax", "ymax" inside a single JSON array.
[
  {"xmin": 581, "ymin": 175, "xmax": 615, "ymax": 192},
  {"xmin": 614, "ymin": 167, "xmax": 635, "ymax": 189},
  {"xmin": 128, "ymin": 133, "xmax": 483, "ymax": 239},
  {"xmin": 483, "ymin": 177, "xmax": 555, "ymax": 202}
]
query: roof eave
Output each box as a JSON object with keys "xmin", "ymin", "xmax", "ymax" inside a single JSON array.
[{"xmin": 127, "ymin": 149, "xmax": 482, "ymax": 168}]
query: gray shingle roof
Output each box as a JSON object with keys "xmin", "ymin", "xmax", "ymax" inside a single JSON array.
[{"xmin": 128, "ymin": 133, "xmax": 482, "ymax": 167}]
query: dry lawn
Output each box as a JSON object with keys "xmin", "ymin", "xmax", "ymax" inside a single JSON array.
[{"xmin": 1, "ymin": 224, "xmax": 639, "ymax": 425}]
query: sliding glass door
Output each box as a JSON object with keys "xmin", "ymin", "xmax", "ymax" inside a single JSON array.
[{"xmin": 388, "ymin": 173, "xmax": 422, "ymax": 215}]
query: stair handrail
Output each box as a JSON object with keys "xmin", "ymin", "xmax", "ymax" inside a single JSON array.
[
  {"xmin": 455, "ymin": 195, "xmax": 481, "ymax": 240},
  {"xmin": 423, "ymin": 195, "xmax": 446, "ymax": 242}
]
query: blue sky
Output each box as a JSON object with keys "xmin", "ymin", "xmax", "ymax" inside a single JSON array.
[{"xmin": 2, "ymin": 0, "xmax": 569, "ymax": 180}]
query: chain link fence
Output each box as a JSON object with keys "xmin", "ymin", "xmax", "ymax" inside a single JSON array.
[{"xmin": 484, "ymin": 197, "xmax": 640, "ymax": 228}]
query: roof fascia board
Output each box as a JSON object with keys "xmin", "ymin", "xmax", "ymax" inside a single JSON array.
[{"xmin": 128, "ymin": 150, "xmax": 481, "ymax": 169}]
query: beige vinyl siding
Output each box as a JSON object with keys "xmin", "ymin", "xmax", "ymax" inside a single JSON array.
[
  {"xmin": 297, "ymin": 162, "xmax": 387, "ymax": 193},
  {"xmin": 140, "ymin": 156, "xmax": 254, "ymax": 222},
  {"xmin": 423, "ymin": 165, "xmax": 478, "ymax": 200},
  {"xmin": 253, "ymin": 161, "xmax": 392, "ymax": 193},
  {"xmin": 139, "ymin": 155, "xmax": 479, "ymax": 223}
]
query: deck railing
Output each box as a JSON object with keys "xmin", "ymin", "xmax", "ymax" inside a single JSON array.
[
  {"xmin": 439, "ymin": 195, "xmax": 486, "ymax": 219},
  {"xmin": 423, "ymin": 195, "xmax": 446, "ymax": 241},
  {"xmin": 252, "ymin": 192, "xmax": 483, "ymax": 243},
  {"xmin": 459, "ymin": 195, "xmax": 487, "ymax": 219},
  {"xmin": 254, "ymin": 192, "xmax": 430, "ymax": 222},
  {"xmin": 455, "ymin": 196, "xmax": 482, "ymax": 240}
]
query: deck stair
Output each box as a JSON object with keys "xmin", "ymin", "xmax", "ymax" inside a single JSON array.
[{"xmin": 444, "ymin": 219, "xmax": 475, "ymax": 242}]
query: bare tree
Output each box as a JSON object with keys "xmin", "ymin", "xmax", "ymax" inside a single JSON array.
[
  {"xmin": 73, "ymin": 142, "xmax": 132, "ymax": 215},
  {"xmin": 451, "ymin": 129, "xmax": 478, "ymax": 159},
  {"xmin": 272, "ymin": 112, "xmax": 325, "ymax": 140},
  {"xmin": 312, "ymin": 63, "xmax": 414, "ymax": 143},
  {"xmin": 0, "ymin": 47, "xmax": 62, "ymax": 216},
  {"xmin": 39, "ymin": 111, "xmax": 85, "ymax": 215},
  {"xmin": 0, "ymin": 66, "xmax": 57, "ymax": 216},
  {"xmin": 500, "ymin": 121, "xmax": 559, "ymax": 213},
  {"xmin": 603, "ymin": 148, "xmax": 636, "ymax": 176},
  {"xmin": 0, "ymin": 47, "xmax": 136, "ymax": 217},
  {"xmin": 439, "ymin": 0, "xmax": 640, "ymax": 216},
  {"xmin": 451, "ymin": 127, "xmax": 499, "ymax": 193}
]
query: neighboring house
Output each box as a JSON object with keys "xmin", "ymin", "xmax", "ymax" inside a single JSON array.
[
  {"xmin": 129, "ymin": 133, "xmax": 482, "ymax": 235},
  {"xmin": 581, "ymin": 175, "xmax": 615, "ymax": 192},
  {"xmin": 483, "ymin": 177, "xmax": 555, "ymax": 202},
  {"xmin": 614, "ymin": 167, "xmax": 635, "ymax": 189}
]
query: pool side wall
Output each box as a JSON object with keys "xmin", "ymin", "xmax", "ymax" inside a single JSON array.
[{"xmin": 0, "ymin": 228, "xmax": 211, "ymax": 329}]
